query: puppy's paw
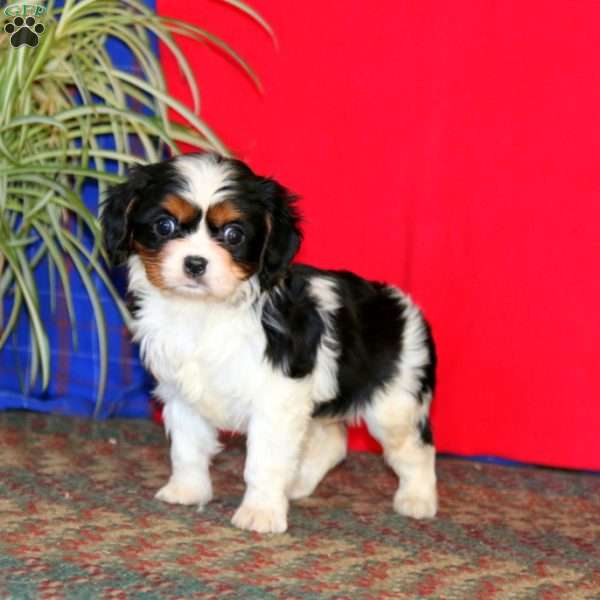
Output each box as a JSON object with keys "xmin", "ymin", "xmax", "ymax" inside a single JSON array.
[
  {"xmin": 394, "ymin": 490, "xmax": 437, "ymax": 519},
  {"xmin": 231, "ymin": 503, "xmax": 288, "ymax": 534},
  {"xmin": 155, "ymin": 478, "xmax": 212, "ymax": 507}
]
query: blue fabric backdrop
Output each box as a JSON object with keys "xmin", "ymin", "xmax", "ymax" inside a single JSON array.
[{"xmin": 0, "ymin": 2, "xmax": 156, "ymax": 418}]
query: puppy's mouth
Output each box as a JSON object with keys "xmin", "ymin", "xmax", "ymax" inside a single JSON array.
[{"xmin": 167, "ymin": 282, "xmax": 209, "ymax": 295}]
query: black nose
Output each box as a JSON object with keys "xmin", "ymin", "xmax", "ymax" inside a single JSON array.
[{"xmin": 184, "ymin": 255, "xmax": 208, "ymax": 278}]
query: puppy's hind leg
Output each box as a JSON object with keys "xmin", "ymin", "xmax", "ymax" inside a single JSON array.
[
  {"xmin": 288, "ymin": 420, "xmax": 347, "ymax": 500},
  {"xmin": 155, "ymin": 390, "xmax": 221, "ymax": 509},
  {"xmin": 364, "ymin": 389, "xmax": 437, "ymax": 519}
]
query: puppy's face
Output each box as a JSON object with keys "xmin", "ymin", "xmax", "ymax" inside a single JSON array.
[{"xmin": 102, "ymin": 153, "xmax": 301, "ymax": 299}]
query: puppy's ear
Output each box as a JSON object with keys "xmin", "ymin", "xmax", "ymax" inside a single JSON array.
[
  {"xmin": 259, "ymin": 178, "xmax": 302, "ymax": 290},
  {"xmin": 101, "ymin": 166, "xmax": 147, "ymax": 266}
]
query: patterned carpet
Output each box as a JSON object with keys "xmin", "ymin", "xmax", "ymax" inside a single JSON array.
[{"xmin": 0, "ymin": 413, "xmax": 599, "ymax": 599}]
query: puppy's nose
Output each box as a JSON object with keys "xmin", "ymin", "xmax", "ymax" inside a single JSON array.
[{"xmin": 183, "ymin": 255, "xmax": 208, "ymax": 278}]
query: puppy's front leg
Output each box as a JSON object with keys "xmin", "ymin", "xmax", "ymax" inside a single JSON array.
[
  {"xmin": 232, "ymin": 382, "xmax": 312, "ymax": 534},
  {"xmin": 155, "ymin": 395, "xmax": 220, "ymax": 509}
]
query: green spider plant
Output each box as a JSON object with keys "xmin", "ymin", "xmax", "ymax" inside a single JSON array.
[{"xmin": 0, "ymin": 0, "xmax": 270, "ymax": 414}]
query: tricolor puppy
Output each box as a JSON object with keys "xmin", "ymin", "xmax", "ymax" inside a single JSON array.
[{"xmin": 102, "ymin": 153, "xmax": 437, "ymax": 533}]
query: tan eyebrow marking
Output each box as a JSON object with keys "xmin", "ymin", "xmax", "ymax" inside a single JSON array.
[
  {"xmin": 206, "ymin": 199, "xmax": 242, "ymax": 229},
  {"xmin": 161, "ymin": 195, "xmax": 200, "ymax": 223}
]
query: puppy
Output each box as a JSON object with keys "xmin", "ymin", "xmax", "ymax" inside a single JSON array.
[{"xmin": 102, "ymin": 152, "xmax": 437, "ymax": 533}]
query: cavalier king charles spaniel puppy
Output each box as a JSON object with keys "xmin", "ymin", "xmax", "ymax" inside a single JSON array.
[{"xmin": 102, "ymin": 152, "xmax": 437, "ymax": 533}]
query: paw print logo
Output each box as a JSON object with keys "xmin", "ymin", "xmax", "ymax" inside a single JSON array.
[{"xmin": 4, "ymin": 16, "xmax": 45, "ymax": 48}]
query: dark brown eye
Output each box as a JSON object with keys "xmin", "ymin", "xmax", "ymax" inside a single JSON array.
[
  {"xmin": 154, "ymin": 216, "xmax": 176, "ymax": 238},
  {"xmin": 223, "ymin": 224, "xmax": 245, "ymax": 246}
]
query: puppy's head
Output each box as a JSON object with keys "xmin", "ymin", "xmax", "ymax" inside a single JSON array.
[{"xmin": 101, "ymin": 153, "xmax": 301, "ymax": 299}]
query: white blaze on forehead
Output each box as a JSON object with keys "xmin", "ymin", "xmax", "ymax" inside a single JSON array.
[{"xmin": 174, "ymin": 154, "xmax": 234, "ymax": 211}]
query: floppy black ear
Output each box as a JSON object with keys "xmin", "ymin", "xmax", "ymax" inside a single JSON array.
[
  {"xmin": 258, "ymin": 178, "xmax": 302, "ymax": 290},
  {"xmin": 101, "ymin": 166, "xmax": 148, "ymax": 266}
]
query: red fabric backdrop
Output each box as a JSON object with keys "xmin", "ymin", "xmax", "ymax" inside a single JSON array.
[{"xmin": 156, "ymin": 1, "xmax": 600, "ymax": 470}]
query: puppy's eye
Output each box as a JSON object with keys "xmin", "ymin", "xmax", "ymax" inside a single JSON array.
[
  {"xmin": 223, "ymin": 224, "xmax": 245, "ymax": 246},
  {"xmin": 154, "ymin": 216, "xmax": 176, "ymax": 238}
]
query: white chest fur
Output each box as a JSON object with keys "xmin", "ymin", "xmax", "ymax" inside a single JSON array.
[{"xmin": 130, "ymin": 272, "xmax": 270, "ymax": 431}]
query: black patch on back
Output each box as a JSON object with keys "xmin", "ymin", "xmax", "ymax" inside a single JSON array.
[
  {"xmin": 262, "ymin": 269, "xmax": 324, "ymax": 378},
  {"xmin": 312, "ymin": 269, "xmax": 406, "ymax": 418}
]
